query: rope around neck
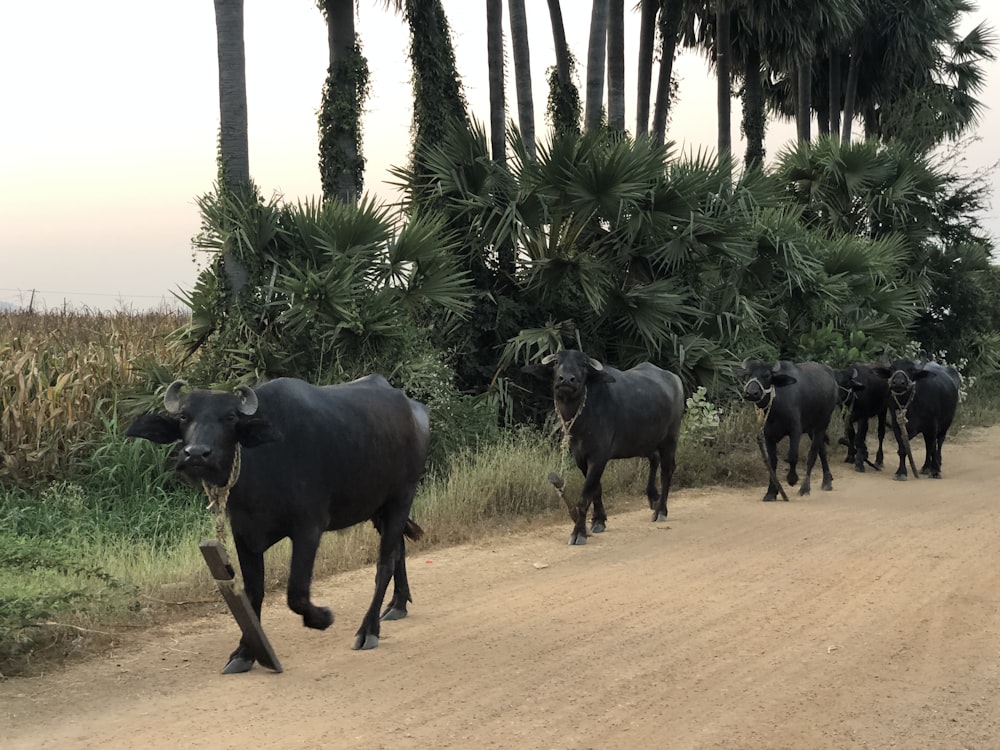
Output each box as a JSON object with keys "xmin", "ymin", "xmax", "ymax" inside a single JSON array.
[
  {"xmin": 556, "ymin": 386, "xmax": 588, "ymax": 453},
  {"xmin": 202, "ymin": 444, "xmax": 242, "ymax": 542},
  {"xmin": 747, "ymin": 378, "xmax": 775, "ymax": 431}
]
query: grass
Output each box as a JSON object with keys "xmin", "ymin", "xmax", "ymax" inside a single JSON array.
[{"xmin": 3, "ymin": 308, "xmax": 999, "ymax": 676}]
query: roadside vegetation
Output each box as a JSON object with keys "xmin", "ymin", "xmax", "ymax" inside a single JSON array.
[{"xmin": 4, "ymin": 128, "xmax": 1000, "ymax": 680}]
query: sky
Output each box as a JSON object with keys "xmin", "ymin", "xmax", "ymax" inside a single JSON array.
[{"xmin": 2, "ymin": 1, "xmax": 997, "ymax": 311}]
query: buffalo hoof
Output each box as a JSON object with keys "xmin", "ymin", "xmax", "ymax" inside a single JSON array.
[
  {"xmin": 380, "ymin": 606, "xmax": 408, "ymax": 621},
  {"xmin": 787, "ymin": 471, "xmax": 799, "ymax": 486},
  {"xmin": 797, "ymin": 486, "xmax": 811, "ymax": 497},
  {"xmin": 893, "ymin": 473, "xmax": 908, "ymax": 481},
  {"xmin": 822, "ymin": 479, "xmax": 833, "ymax": 491},
  {"xmin": 304, "ymin": 606, "xmax": 334, "ymax": 630},
  {"xmin": 222, "ymin": 655, "xmax": 255, "ymax": 674},
  {"xmin": 568, "ymin": 533, "xmax": 588, "ymax": 546},
  {"xmin": 854, "ymin": 464, "xmax": 865, "ymax": 473},
  {"xmin": 651, "ymin": 510, "xmax": 667, "ymax": 522},
  {"xmin": 762, "ymin": 494, "xmax": 777, "ymax": 502},
  {"xmin": 352, "ymin": 633, "xmax": 379, "ymax": 651},
  {"xmin": 590, "ymin": 521, "xmax": 606, "ymax": 534},
  {"xmin": 929, "ymin": 472, "xmax": 942, "ymax": 479}
]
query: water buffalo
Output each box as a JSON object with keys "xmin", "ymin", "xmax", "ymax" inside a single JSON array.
[
  {"xmin": 126, "ymin": 375, "xmax": 430, "ymax": 673},
  {"xmin": 741, "ymin": 360, "xmax": 839, "ymax": 501},
  {"xmin": 873, "ymin": 359, "xmax": 960, "ymax": 480},
  {"xmin": 834, "ymin": 363, "xmax": 889, "ymax": 472},
  {"xmin": 522, "ymin": 349, "xmax": 684, "ymax": 545}
]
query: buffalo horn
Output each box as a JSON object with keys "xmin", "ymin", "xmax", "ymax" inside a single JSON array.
[
  {"xmin": 234, "ymin": 385, "xmax": 258, "ymax": 415},
  {"xmin": 588, "ymin": 357, "xmax": 604, "ymax": 371},
  {"xmin": 541, "ymin": 353, "xmax": 558, "ymax": 365},
  {"xmin": 163, "ymin": 380, "xmax": 187, "ymax": 414}
]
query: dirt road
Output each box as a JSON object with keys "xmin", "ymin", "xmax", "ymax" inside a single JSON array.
[{"xmin": 3, "ymin": 427, "xmax": 999, "ymax": 749}]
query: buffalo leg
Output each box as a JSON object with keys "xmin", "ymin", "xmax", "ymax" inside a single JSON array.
[
  {"xmin": 644, "ymin": 452, "xmax": 661, "ymax": 511},
  {"xmin": 843, "ymin": 417, "xmax": 857, "ymax": 465},
  {"xmin": 890, "ymin": 419, "xmax": 908, "ymax": 481},
  {"xmin": 854, "ymin": 418, "xmax": 870, "ymax": 472},
  {"xmin": 354, "ymin": 510, "xmax": 407, "ymax": 650},
  {"xmin": 762, "ymin": 438, "xmax": 782, "ymax": 502},
  {"xmin": 817, "ymin": 430, "xmax": 834, "ymax": 491},
  {"xmin": 786, "ymin": 432, "xmax": 802, "ymax": 487},
  {"xmin": 799, "ymin": 435, "xmax": 818, "ymax": 496},
  {"xmin": 573, "ymin": 462, "xmax": 606, "ymax": 544},
  {"xmin": 875, "ymin": 410, "xmax": 887, "ymax": 468},
  {"xmin": 380, "ymin": 536, "xmax": 411, "ymax": 621},
  {"xmin": 651, "ymin": 440, "xmax": 676, "ymax": 522},
  {"xmin": 287, "ymin": 529, "xmax": 333, "ymax": 630},
  {"xmin": 226, "ymin": 540, "xmax": 267, "ymax": 674}
]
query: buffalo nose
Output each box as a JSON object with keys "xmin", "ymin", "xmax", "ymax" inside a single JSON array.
[{"xmin": 184, "ymin": 444, "xmax": 212, "ymax": 461}]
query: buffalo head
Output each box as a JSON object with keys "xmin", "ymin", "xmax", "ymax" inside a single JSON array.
[
  {"xmin": 125, "ymin": 380, "xmax": 277, "ymax": 487},
  {"xmin": 521, "ymin": 349, "xmax": 615, "ymax": 405},
  {"xmin": 873, "ymin": 359, "xmax": 934, "ymax": 399},
  {"xmin": 740, "ymin": 360, "xmax": 797, "ymax": 406}
]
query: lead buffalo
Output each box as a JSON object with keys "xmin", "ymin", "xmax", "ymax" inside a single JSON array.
[
  {"xmin": 522, "ymin": 350, "xmax": 684, "ymax": 545},
  {"xmin": 741, "ymin": 360, "xmax": 839, "ymax": 501},
  {"xmin": 834, "ymin": 363, "xmax": 889, "ymax": 472},
  {"xmin": 126, "ymin": 375, "xmax": 430, "ymax": 673},
  {"xmin": 873, "ymin": 359, "xmax": 960, "ymax": 480}
]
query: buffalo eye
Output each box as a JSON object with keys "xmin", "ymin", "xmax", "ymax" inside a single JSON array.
[
  {"xmin": 224, "ymin": 412, "xmax": 239, "ymax": 426},
  {"xmin": 178, "ymin": 412, "xmax": 190, "ymax": 426}
]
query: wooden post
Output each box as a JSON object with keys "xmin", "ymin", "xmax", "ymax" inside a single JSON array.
[{"xmin": 199, "ymin": 540, "xmax": 283, "ymax": 672}]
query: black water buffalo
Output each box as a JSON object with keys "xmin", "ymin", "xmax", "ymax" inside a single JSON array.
[
  {"xmin": 522, "ymin": 349, "xmax": 684, "ymax": 545},
  {"xmin": 834, "ymin": 363, "xmax": 889, "ymax": 472},
  {"xmin": 741, "ymin": 360, "xmax": 839, "ymax": 501},
  {"xmin": 126, "ymin": 375, "xmax": 430, "ymax": 673},
  {"xmin": 873, "ymin": 359, "xmax": 960, "ymax": 480}
]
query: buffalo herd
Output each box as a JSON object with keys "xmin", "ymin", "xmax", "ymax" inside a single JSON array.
[{"xmin": 126, "ymin": 350, "xmax": 960, "ymax": 672}]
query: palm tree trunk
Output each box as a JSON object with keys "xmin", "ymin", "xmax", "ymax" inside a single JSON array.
[
  {"xmin": 319, "ymin": 0, "xmax": 365, "ymax": 203},
  {"xmin": 214, "ymin": 0, "xmax": 249, "ymax": 189},
  {"xmin": 829, "ymin": 52, "xmax": 842, "ymax": 144},
  {"xmin": 507, "ymin": 0, "xmax": 535, "ymax": 159},
  {"xmin": 816, "ymin": 58, "xmax": 830, "ymax": 137},
  {"xmin": 584, "ymin": 0, "xmax": 609, "ymax": 131},
  {"xmin": 841, "ymin": 43, "xmax": 860, "ymax": 143},
  {"xmin": 796, "ymin": 61, "xmax": 811, "ymax": 143},
  {"xmin": 716, "ymin": 2, "xmax": 732, "ymax": 158},
  {"xmin": 652, "ymin": 0, "xmax": 682, "ymax": 147},
  {"xmin": 213, "ymin": 0, "xmax": 250, "ymax": 295},
  {"xmin": 635, "ymin": 0, "xmax": 657, "ymax": 137},
  {"xmin": 486, "ymin": 0, "xmax": 506, "ymax": 163},
  {"xmin": 546, "ymin": 0, "xmax": 580, "ymax": 135},
  {"xmin": 606, "ymin": 0, "xmax": 625, "ymax": 133},
  {"xmin": 741, "ymin": 43, "xmax": 764, "ymax": 169}
]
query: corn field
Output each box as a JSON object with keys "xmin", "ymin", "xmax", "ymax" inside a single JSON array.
[{"xmin": 0, "ymin": 309, "xmax": 189, "ymax": 485}]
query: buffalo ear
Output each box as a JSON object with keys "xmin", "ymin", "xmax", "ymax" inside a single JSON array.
[
  {"xmin": 771, "ymin": 373, "xmax": 798, "ymax": 388},
  {"xmin": 872, "ymin": 366, "xmax": 892, "ymax": 379},
  {"xmin": 588, "ymin": 368, "xmax": 616, "ymax": 384},
  {"xmin": 236, "ymin": 416, "xmax": 279, "ymax": 448},
  {"xmin": 913, "ymin": 369, "xmax": 934, "ymax": 381},
  {"xmin": 125, "ymin": 413, "xmax": 181, "ymax": 444},
  {"xmin": 521, "ymin": 363, "xmax": 555, "ymax": 381}
]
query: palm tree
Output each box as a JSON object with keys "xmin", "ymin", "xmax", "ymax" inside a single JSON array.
[
  {"xmin": 606, "ymin": 0, "xmax": 626, "ymax": 132},
  {"xmin": 317, "ymin": 0, "xmax": 368, "ymax": 203},
  {"xmin": 486, "ymin": 0, "xmax": 506, "ymax": 162},
  {"xmin": 584, "ymin": 0, "xmax": 609, "ymax": 131},
  {"xmin": 715, "ymin": 0, "xmax": 732, "ymax": 157},
  {"xmin": 213, "ymin": 0, "xmax": 250, "ymax": 294},
  {"xmin": 508, "ymin": 0, "xmax": 535, "ymax": 158},
  {"xmin": 214, "ymin": 0, "xmax": 249, "ymax": 190},
  {"xmin": 652, "ymin": 0, "xmax": 684, "ymax": 147},
  {"xmin": 635, "ymin": 0, "xmax": 658, "ymax": 137},
  {"xmin": 545, "ymin": 0, "xmax": 581, "ymax": 135}
]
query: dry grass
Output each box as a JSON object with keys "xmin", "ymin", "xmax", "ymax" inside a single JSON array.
[{"xmin": 0, "ymin": 308, "xmax": 188, "ymax": 484}]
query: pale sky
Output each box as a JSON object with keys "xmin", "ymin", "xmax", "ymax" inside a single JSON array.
[{"xmin": 1, "ymin": 1, "xmax": 996, "ymax": 310}]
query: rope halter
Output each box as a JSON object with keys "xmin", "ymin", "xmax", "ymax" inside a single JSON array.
[
  {"xmin": 555, "ymin": 386, "xmax": 588, "ymax": 453},
  {"xmin": 744, "ymin": 377, "xmax": 775, "ymax": 428},
  {"xmin": 202, "ymin": 443, "xmax": 242, "ymax": 542},
  {"xmin": 889, "ymin": 370, "xmax": 915, "ymax": 427}
]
